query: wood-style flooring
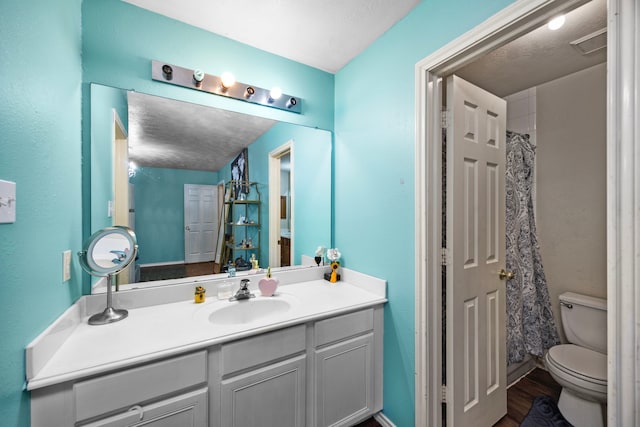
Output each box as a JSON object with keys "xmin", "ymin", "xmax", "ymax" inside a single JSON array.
[
  {"xmin": 354, "ymin": 417, "xmax": 382, "ymax": 427},
  {"xmin": 139, "ymin": 261, "xmax": 217, "ymax": 282},
  {"xmin": 344, "ymin": 368, "xmax": 561, "ymax": 427},
  {"xmin": 493, "ymin": 367, "xmax": 562, "ymax": 426}
]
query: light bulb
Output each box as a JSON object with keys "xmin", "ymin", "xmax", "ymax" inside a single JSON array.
[
  {"xmin": 193, "ymin": 69, "xmax": 205, "ymax": 86},
  {"xmin": 269, "ymin": 87, "xmax": 283, "ymax": 101},
  {"xmin": 128, "ymin": 161, "xmax": 137, "ymax": 178},
  {"xmin": 547, "ymin": 15, "xmax": 565, "ymax": 31},
  {"xmin": 220, "ymin": 72, "xmax": 236, "ymax": 89}
]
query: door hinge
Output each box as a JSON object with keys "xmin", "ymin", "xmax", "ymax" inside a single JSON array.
[
  {"xmin": 441, "ymin": 110, "xmax": 449, "ymax": 128},
  {"xmin": 440, "ymin": 247, "xmax": 448, "ymax": 265},
  {"xmin": 441, "ymin": 384, "xmax": 447, "ymax": 403}
]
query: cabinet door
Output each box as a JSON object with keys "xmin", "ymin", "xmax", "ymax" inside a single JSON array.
[
  {"xmin": 315, "ymin": 334, "xmax": 374, "ymax": 427},
  {"xmin": 81, "ymin": 388, "xmax": 207, "ymax": 427},
  {"xmin": 220, "ymin": 355, "xmax": 306, "ymax": 427}
]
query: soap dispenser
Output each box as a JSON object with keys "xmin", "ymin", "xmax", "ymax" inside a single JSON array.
[{"xmin": 258, "ymin": 267, "xmax": 279, "ymax": 297}]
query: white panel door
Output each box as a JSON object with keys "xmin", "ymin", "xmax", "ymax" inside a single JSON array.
[
  {"xmin": 184, "ymin": 184, "xmax": 218, "ymax": 263},
  {"xmin": 446, "ymin": 75, "xmax": 507, "ymax": 427}
]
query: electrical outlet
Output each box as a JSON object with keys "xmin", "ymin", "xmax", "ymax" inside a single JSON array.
[{"xmin": 62, "ymin": 250, "xmax": 71, "ymax": 282}]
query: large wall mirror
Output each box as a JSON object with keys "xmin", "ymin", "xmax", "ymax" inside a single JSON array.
[{"xmin": 89, "ymin": 83, "xmax": 331, "ymax": 292}]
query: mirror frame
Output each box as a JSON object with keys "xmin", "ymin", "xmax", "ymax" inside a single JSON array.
[{"xmin": 79, "ymin": 226, "xmax": 138, "ymax": 277}]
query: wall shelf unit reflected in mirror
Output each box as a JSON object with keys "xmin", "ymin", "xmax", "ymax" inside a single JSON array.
[{"xmin": 222, "ymin": 181, "xmax": 261, "ymax": 271}]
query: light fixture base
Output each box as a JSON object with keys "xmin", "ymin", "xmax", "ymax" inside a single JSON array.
[{"xmin": 151, "ymin": 61, "xmax": 302, "ymax": 114}]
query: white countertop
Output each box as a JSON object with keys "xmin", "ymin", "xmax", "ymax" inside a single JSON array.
[{"xmin": 26, "ymin": 268, "xmax": 386, "ymax": 391}]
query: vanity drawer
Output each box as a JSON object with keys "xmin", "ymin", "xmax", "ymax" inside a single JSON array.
[
  {"xmin": 74, "ymin": 351, "xmax": 206, "ymax": 423},
  {"xmin": 221, "ymin": 325, "xmax": 306, "ymax": 376},
  {"xmin": 314, "ymin": 309, "xmax": 374, "ymax": 347}
]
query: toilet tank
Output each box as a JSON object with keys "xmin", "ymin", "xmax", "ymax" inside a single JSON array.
[{"xmin": 560, "ymin": 292, "xmax": 607, "ymax": 353}]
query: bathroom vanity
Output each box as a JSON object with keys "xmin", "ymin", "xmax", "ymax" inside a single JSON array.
[{"xmin": 27, "ymin": 267, "xmax": 386, "ymax": 427}]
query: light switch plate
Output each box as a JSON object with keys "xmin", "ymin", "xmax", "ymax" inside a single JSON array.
[
  {"xmin": 63, "ymin": 250, "xmax": 71, "ymax": 282},
  {"xmin": 0, "ymin": 180, "xmax": 16, "ymax": 223}
]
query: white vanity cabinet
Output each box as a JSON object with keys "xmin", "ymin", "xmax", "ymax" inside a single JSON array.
[
  {"xmin": 30, "ymin": 305, "xmax": 384, "ymax": 427},
  {"xmin": 30, "ymin": 351, "xmax": 208, "ymax": 427},
  {"xmin": 211, "ymin": 325, "xmax": 307, "ymax": 427},
  {"xmin": 311, "ymin": 308, "xmax": 383, "ymax": 427}
]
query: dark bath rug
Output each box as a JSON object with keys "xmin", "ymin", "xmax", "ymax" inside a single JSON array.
[{"xmin": 520, "ymin": 396, "xmax": 573, "ymax": 427}]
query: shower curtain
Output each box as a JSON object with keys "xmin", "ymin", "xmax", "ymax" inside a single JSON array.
[{"xmin": 506, "ymin": 131, "xmax": 560, "ymax": 365}]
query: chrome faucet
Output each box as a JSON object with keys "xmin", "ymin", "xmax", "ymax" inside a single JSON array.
[{"xmin": 230, "ymin": 278, "xmax": 255, "ymax": 301}]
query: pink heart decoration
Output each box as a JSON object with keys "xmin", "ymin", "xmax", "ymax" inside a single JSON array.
[{"xmin": 259, "ymin": 277, "xmax": 279, "ymax": 297}]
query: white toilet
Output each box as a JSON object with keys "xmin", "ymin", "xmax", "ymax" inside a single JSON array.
[{"xmin": 544, "ymin": 292, "xmax": 607, "ymax": 427}]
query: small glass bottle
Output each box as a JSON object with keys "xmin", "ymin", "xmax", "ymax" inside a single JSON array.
[{"xmin": 228, "ymin": 262, "xmax": 236, "ymax": 277}]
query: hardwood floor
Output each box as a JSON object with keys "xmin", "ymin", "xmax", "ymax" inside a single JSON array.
[
  {"xmin": 352, "ymin": 369, "xmax": 560, "ymax": 427},
  {"xmin": 354, "ymin": 417, "xmax": 382, "ymax": 427},
  {"xmin": 493, "ymin": 367, "xmax": 562, "ymax": 426},
  {"xmin": 184, "ymin": 261, "xmax": 216, "ymax": 276},
  {"xmin": 355, "ymin": 368, "xmax": 562, "ymax": 427}
]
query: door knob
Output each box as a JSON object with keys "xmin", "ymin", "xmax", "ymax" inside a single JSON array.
[
  {"xmin": 185, "ymin": 226, "xmax": 190, "ymax": 231},
  {"xmin": 498, "ymin": 269, "xmax": 514, "ymax": 280}
]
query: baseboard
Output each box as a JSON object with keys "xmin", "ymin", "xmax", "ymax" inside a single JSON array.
[
  {"xmin": 139, "ymin": 261, "xmax": 185, "ymax": 268},
  {"xmin": 507, "ymin": 356, "xmax": 537, "ymax": 386},
  {"xmin": 374, "ymin": 412, "xmax": 396, "ymax": 427}
]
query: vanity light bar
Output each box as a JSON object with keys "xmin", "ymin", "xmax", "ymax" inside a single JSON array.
[{"xmin": 151, "ymin": 60, "xmax": 302, "ymax": 114}]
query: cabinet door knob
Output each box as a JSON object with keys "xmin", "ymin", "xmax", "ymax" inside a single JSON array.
[{"xmin": 128, "ymin": 405, "xmax": 144, "ymax": 421}]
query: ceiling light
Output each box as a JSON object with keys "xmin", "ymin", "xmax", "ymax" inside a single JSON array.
[
  {"xmin": 193, "ymin": 69, "xmax": 205, "ymax": 86},
  {"xmin": 128, "ymin": 161, "xmax": 137, "ymax": 178},
  {"xmin": 269, "ymin": 87, "xmax": 283, "ymax": 102},
  {"xmin": 548, "ymin": 15, "xmax": 565, "ymax": 31},
  {"xmin": 220, "ymin": 72, "xmax": 236, "ymax": 89},
  {"xmin": 161, "ymin": 64, "xmax": 173, "ymax": 81},
  {"xmin": 152, "ymin": 61, "xmax": 302, "ymax": 113}
]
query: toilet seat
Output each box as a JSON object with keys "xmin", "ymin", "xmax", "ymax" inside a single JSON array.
[{"xmin": 546, "ymin": 344, "xmax": 607, "ymax": 395}]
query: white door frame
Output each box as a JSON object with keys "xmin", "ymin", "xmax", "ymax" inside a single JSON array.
[
  {"xmin": 268, "ymin": 140, "xmax": 294, "ymax": 268},
  {"xmin": 112, "ymin": 109, "xmax": 129, "ymax": 228},
  {"xmin": 414, "ymin": 0, "xmax": 639, "ymax": 425}
]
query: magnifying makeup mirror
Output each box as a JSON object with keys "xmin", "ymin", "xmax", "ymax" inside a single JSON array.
[{"xmin": 78, "ymin": 226, "xmax": 138, "ymax": 325}]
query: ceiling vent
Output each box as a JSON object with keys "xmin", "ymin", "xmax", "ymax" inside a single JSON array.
[{"xmin": 570, "ymin": 27, "xmax": 607, "ymax": 55}]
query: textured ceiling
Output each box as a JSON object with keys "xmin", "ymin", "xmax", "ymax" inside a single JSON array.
[
  {"xmin": 457, "ymin": 0, "xmax": 606, "ymax": 97},
  {"xmin": 128, "ymin": 92, "xmax": 276, "ymax": 172},
  {"xmin": 122, "ymin": 0, "xmax": 420, "ymax": 73}
]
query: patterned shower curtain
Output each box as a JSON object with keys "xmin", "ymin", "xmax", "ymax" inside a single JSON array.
[{"xmin": 506, "ymin": 131, "xmax": 560, "ymax": 365}]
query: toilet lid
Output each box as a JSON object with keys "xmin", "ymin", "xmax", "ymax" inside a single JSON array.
[{"xmin": 548, "ymin": 344, "xmax": 607, "ymax": 384}]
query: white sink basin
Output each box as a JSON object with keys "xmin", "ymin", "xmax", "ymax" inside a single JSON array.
[{"xmin": 208, "ymin": 298, "xmax": 291, "ymax": 325}]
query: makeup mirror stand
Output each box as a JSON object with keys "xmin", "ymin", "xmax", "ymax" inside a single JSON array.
[{"xmin": 88, "ymin": 273, "xmax": 129, "ymax": 325}]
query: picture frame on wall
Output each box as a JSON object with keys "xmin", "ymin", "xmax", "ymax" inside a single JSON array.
[{"xmin": 231, "ymin": 148, "xmax": 249, "ymax": 197}]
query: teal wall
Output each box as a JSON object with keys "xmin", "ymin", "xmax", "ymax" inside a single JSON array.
[
  {"xmin": 0, "ymin": 1, "xmax": 82, "ymax": 426},
  {"xmin": 333, "ymin": 1, "xmax": 514, "ymax": 425},
  {"xmin": 131, "ymin": 167, "xmax": 219, "ymax": 265}
]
